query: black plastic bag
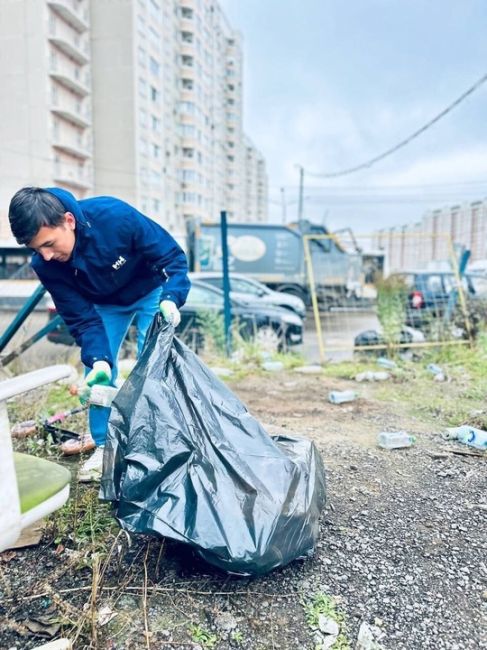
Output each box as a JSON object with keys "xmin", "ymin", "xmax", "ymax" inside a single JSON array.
[{"xmin": 100, "ymin": 318, "xmax": 326, "ymax": 576}]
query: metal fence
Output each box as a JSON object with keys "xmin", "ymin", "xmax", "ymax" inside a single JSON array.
[{"xmin": 303, "ymin": 232, "xmax": 476, "ymax": 363}]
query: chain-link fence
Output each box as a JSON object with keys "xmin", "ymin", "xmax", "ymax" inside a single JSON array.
[{"xmin": 303, "ymin": 232, "xmax": 478, "ymax": 362}]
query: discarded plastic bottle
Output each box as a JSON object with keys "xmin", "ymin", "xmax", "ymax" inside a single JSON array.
[
  {"xmin": 89, "ymin": 385, "xmax": 119, "ymax": 447},
  {"xmin": 328, "ymin": 390, "xmax": 357, "ymax": 404},
  {"xmin": 377, "ymin": 357, "xmax": 397, "ymax": 369},
  {"xmin": 355, "ymin": 371, "xmax": 390, "ymax": 382},
  {"xmin": 427, "ymin": 363, "xmax": 443, "ymax": 375},
  {"xmin": 377, "ymin": 431, "xmax": 416, "ymax": 450},
  {"xmin": 443, "ymin": 426, "xmax": 487, "ymax": 450}
]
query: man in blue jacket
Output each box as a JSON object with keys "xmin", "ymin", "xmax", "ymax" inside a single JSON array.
[{"xmin": 8, "ymin": 186, "xmax": 191, "ymax": 481}]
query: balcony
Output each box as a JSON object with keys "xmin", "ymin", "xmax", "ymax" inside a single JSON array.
[
  {"xmin": 52, "ymin": 139, "xmax": 92, "ymax": 160},
  {"xmin": 48, "ymin": 27, "xmax": 89, "ymax": 65},
  {"xmin": 50, "ymin": 104, "xmax": 91, "ymax": 128},
  {"xmin": 47, "ymin": 0, "xmax": 89, "ymax": 33},
  {"xmin": 49, "ymin": 63, "xmax": 90, "ymax": 97},
  {"xmin": 53, "ymin": 162, "xmax": 92, "ymax": 190}
]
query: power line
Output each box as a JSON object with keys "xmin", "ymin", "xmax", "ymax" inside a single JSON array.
[{"xmin": 305, "ymin": 71, "xmax": 487, "ymax": 179}]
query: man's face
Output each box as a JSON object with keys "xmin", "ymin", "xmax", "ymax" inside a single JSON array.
[{"xmin": 28, "ymin": 212, "xmax": 76, "ymax": 263}]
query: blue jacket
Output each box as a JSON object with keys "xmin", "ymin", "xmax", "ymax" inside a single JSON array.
[{"xmin": 32, "ymin": 188, "xmax": 190, "ymax": 368}]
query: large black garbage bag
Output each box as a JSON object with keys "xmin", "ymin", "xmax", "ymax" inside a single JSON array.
[{"xmin": 100, "ymin": 318, "xmax": 326, "ymax": 576}]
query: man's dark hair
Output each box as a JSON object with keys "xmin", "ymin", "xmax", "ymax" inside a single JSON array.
[{"xmin": 8, "ymin": 187, "xmax": 66, "ymax": 245}]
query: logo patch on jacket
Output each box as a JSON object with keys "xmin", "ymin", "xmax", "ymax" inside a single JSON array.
[{"xmin": 112, "ymin": 255, "xmax": 127, "ymax": 270}]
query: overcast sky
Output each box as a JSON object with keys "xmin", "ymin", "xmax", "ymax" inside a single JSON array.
[{"xmin": 220, "ymin": 0, "xmax": 487, "ymax": 233}]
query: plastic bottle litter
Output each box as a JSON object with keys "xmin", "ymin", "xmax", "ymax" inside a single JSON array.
[
  {"xmin": 376, "ymin": 357, "xmax": 397, "ymax": 369},
  {"xmin": 355, "ymin": 371, "xmax": 390, "ymax": 382},
  {"xmin": 328, "ymin": 390, "xmax": 357, "ymax": 404},
  {"xmin": 89, "ymin": 385, "xmax": 119, "ymax": 442},
  {"xmin": 377, "ymin": 431, "xmax": 416, "ymax": 450},
  {"xmin": 262, "ymin": 361, "xmax": 284, "ymax": 372},
  {"xmin": 427, "ymin": 363, "xmax": 443, "ymax": 375},
  {"xmin": 443, "ymin": 425, "xmax": 487, "ymax": 450},
  {"xmin": 427, "ymin": 363, "xmax": 446, "ymax": 382}
]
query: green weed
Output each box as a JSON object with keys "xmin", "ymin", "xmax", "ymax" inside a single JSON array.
[
  {"xmin": 302, "ymin": 592, "xmax": 350, "ymax": 650},
  {"xmin": 189, "ymin": 624, "xmax": 218, "ymax": 648}
]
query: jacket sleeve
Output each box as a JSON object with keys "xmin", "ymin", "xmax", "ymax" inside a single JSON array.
[
  {"xmin": 129, "ymin": 212, "xmax": 191, "ymax": 307},
  {"xmin": 34, "ymin": 268, "xmax": 113, "ymax": 369}
]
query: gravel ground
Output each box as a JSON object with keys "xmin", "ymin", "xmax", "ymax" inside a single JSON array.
[{"xmin": 1, "ymin": 370, "xmax": 486, "ymax": 649}]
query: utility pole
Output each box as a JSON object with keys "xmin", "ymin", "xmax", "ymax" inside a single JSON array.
[
  {"xmin": 297, "ymin": 165, "xmax": 304, "ymax": 232},
  {"xmin": 280, "ymin": 187, "xmax": 287, "ymax": 224}
]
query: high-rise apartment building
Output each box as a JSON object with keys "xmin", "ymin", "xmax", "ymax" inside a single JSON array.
[
  {"xmin": 0, "ymin": 0, "xmax": 93, "ymax": 241},
  {"xmin": 243, "ymin": 136, "xmax": 268, "ymax": 222},
  {"xmin": 0, "ymin": 0, "xmax": 268, "ymax": 243}
]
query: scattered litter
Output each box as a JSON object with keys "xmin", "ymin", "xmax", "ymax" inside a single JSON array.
[
  {"xmin": 377, "ymin": 431, "xmax": 416, "ymax": 450},
  {"xmin": 209, "ymin": 366, "xmax": 234, "ymax": 378},
  {"xmin": 318, "ymin": 614, "xmax": 339, "ymax": 636},
  {"xmin": 427, "ymin": 363, "xmax": 446, "ymax": 382},
  {"xmin": 356, "ymin": 621, "xmax": 386, "ymax": 649},
  {"xmin": 262, "ymin": 360, "xmax": 284, "ymax": 372},
  {"xmin": 313, "ymin": 614, "xmax": 339, "ymax": 648},
  {"xmin": 61, "ymin": 433, "xmax": 95, "ymax": 456},
  {"xmin": 402, "ymin": 325, "xmax": 425, "ymax": 343},
  {"xmin": 32, "ymin": 640, "xmax": 73, "ymax": 650},
  {"xmin": 442, "ymin": 426, "xmax": 487, "ymax": 450},
  {"xmin": 97, "ymin": 604, "xmax": 117, "ymax": 627},
  {"xmin": 328, "ymin": 390, "xmax": 357, "ymax": 404},
  {"xmin": 11, "ymin": 419, "xmax": 37, "ymax": 438},
  {"xmin": 376, "ymin": 357, "xmax": 397, "ymax": 369},
  {"xmin": 355, "ymin": 371, "xmax": 390, "ymax": 382},
  {"xmin": 294, "ymin": 364, "xmax": 322, "ymax": 374},
  {"xmin": 24, "ymin": 616, "xmax": 61, "ymax": 639}
]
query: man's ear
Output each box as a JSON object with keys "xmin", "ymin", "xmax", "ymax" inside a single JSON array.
[{"xmin": 64, "ymin": 212, "xmax": 76, "ymax": 230}]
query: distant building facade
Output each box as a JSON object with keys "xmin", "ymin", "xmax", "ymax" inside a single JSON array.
[
  {"xmin": 0, "ymin": 0, "xmax": 268, "ymax": 245},
  {"xmin": 372, "ymin": 200, "xmax": 487, "ymax": 273}
]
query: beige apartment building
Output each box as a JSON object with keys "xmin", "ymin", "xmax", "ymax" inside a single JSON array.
[
  {"xmin": 373, "ymin": 199, "xmax": 487, "ymax": 273},
  {"xmin": 0, "ymin": 0, "xmax": 93, "ymax": 242},
  {"xmin": 243, "ymin": 135, "xmax": 268, "ymax": 222},
  {"xmin": 0, "ymin": 0, "xmax": 268, "ymax": 245}
]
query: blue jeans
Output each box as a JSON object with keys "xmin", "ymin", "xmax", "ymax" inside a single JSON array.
[{"xmin": 87, "ymin": 287, "xmax": 161, "ymax": 446}]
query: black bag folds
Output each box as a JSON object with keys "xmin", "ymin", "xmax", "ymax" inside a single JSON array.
[{"xmin": 100, "ymin": 319, "xmax": 326, "ymax": 576}]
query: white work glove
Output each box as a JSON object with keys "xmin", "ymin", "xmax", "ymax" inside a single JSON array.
[
  {"xmin": 159, "ymin": 300, "xmax": 181, "ymax": 327},
  {"xmin": 79, "ymin": 360, "xmax": 112, "ymax": 405}
]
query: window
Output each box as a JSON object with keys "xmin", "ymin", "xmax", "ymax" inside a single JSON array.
[
  {"xmin": 149, "ymin": 57, "xmax": 160, "ymax": 76},
  {"xmin": 183, "ymin": 147, "xmax": 194, "ymax": 158},
  {"xmin": 138, "ymin": 77, "xmax": 147, "ymax": 98},
  {"xmin": 153, "ymin": 198, "xmax": 161, "ymax": 212},
  {"xmin": 138, "ymin": 46, "xmax": 146, "ymax": 66},
  {"xmin": 151, "ymin": 115, "xmax": 161, "ymax": 132},
  {"xmin": 139, "ymin": 137, "xmax": 148, "ymax": 155},
  {"xmin": 181, "ymin": 78, "xmax": 193, "ymax": 90},
  {"xmin": 152, "ymin": 143, "xmax": 160, "ymax": 159},
  {"xmin": 150, "ymin": 86, "xmax": 159, "ymax": 102},
  {"xmin": 181, "ymin": 31, "xmax": 193, "ymax": 43},
  {"xmin": 139, "ymin": 108, "xmax": 147, "ymax": 127},
  {"xmin": 149, "ymin": 27, "xmax": 160, "ymax": 50},
  {"xmin": 181, "ymin": 54, "xmax": 193, "ymax": 66},
  {"xmin": 189, "ymin": 285, "xmax": 223, "ymax": 307},
  {"xmin": 181, "ymin": 6, "xmax": 193, "ymax": 18}
]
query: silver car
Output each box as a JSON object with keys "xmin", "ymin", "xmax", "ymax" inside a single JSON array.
[{"xmin": 190, "ymin": 272, "xmax": 306, "ymax": 319}]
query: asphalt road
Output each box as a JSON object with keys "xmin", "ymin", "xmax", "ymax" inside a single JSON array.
[{"xmin": 301, "ymin": 308, "xmax": 381, "ymax": 363}]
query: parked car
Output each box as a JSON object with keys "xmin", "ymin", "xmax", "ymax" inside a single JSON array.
[
  {"xmin": 390, "ymin": 271, "xmax": 487, "ymax": 327},
  {"xmin": 189, "ymin": 272, "xmax": 307, "ymax": 319},
  {"xmin": 46, "ymin": 280, "xmax": 304, "ymax": 353}
]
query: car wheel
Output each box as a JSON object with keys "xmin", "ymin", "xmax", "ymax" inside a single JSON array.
[{"xmin": 254, "ymin": 326, "xmax": 283, "ymax": 353}]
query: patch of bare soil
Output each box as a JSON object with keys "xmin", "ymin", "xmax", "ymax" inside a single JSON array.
[{"xmin": 0, "ymin": 371, "xmax": 485, "ymax": 650}]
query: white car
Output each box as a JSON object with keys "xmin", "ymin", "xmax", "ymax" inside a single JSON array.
[{"xmin": 189, "ymin": 272, "xmax": 306, "ymax": 319}]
